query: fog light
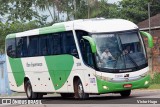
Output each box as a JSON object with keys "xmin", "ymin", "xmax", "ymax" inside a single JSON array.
[
  {"xmin": 103, "ymin": 86, "xmax": 108, "ymax": 90},
  {"xmin": 144, "ymin": 81, "xmax": 149, "ymax": 85}
]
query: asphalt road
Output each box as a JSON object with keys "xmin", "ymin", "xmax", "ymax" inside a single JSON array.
[{"xmin": 1, "ymin": 89, "xmax": 160, "ymax": 107}]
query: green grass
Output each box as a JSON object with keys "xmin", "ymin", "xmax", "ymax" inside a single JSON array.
[
  {"xmin": 150, "ymin": 72, "xmax": 160, "ymax": 84},
  {"xmin": 148, "ymin": 84, "xmax": 160, "ymax": 89},
  {"xmin": 148, "ymin": 72, "xmax": 160, "ymax": 89}
]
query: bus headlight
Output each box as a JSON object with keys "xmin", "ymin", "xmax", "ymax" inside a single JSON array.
[{"xmin": 103, "ymin": 86, "xmax": 109, "ymax": 90}]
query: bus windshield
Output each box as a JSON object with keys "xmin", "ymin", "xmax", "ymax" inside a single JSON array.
[{"xmin": 92, "ymin": 31, "xmax": 147, "ymax": 71}]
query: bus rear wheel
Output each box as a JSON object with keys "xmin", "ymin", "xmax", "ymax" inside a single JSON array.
[
  {"xmin": 25, "ymin": 80, "xmax": 43, "ymax": 99},
  {"xmin": 74, "ymin": 79, "xmax": 89, "ymax": 99},
  {"xmin": 120, "ymin": 90, "xmax": 131, "ymax": 97}
]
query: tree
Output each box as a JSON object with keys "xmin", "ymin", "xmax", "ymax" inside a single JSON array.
[
  {"xmin": 6, "ymin": 0, "xmax": 37, "ymax": 22},
  {"xmin": 90, "ymin": 0, "xmax": 109, "ymax": 18},
  {"xmin": 118, "ymin": 0, "xmax": 149, "ymax": 23},
  {"xmin": 118, "ymin": 0, "xmax": 160, "ymax": 23},
  {"xmin": 0, "ymin": 21, "xmax": 44, "ymax": 52},
  {"xmin": 0, "ymin": 0, "xmax": 49, "ymax": 23},
  {"xmin": 149, "ymin": 0, "xmax": 160, "ymax": 16}
]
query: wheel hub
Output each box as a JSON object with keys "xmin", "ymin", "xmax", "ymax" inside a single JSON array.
[
  {"xmin": 78, "ymin": 83, "xmax": 83, "ymax": 98},
  {"xmin": 27, "ymin": 85, "xmax": 31, "ymax": 98}
]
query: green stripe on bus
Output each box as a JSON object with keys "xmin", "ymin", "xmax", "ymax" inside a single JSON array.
[
  {"xmin": 8, "ymin": 57, "xmax": 25, "ymax": 87},
  {"xmin": 45, "ymin": 55, "xmax": 74, "ymax": 90},
  {"xmin": 6, "ymin": 34, "xmax": 16, "ymax": 39},
  {"xmin": 39, "ymin": 24, "xmax": 66, "ymax": 34},
  {"xmin": 96, "ymin": 75, "xmax": 150, "ymax": 94}
]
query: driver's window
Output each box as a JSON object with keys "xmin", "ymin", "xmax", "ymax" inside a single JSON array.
[
  {"xmin": 81, "ymin": 40, "xmax": 94, "ymax": 67},
  {"xmin": 76, "ymin": 30, "xmax": 94, "ymax": 68}
]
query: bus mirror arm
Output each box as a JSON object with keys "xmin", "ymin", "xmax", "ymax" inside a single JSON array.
[
  {"xmin": 82, "ymin": 36, "xmax": 97, "ymax": 53},
  {"xmin": 140, "ymin": 31, "xmax": 154, "ymax": 48}
]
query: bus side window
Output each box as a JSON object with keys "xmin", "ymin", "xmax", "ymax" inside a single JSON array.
[
  {"xmin": 16, "ymin": 38, "xmax": 22, "ymax": 57},
  {"xmin": 28, "ymin": 36, "xmax": 39, "ymax": 57},
  {"xmin": 6, "ymin": 38, "xmax": 16, "ymax": 58},
  {"xmin": 52, "ymin": 34, "xmax": 61, "ymax": 55},
  {"xmin": 39, "ymin": 36, "xmax": 48, "ymax": 56},
  {"xmin": 22, "ymin": 37, "xmax": 28, "ymax": 57},
  {"xmin": 62, "ymin": 31, "xmax": 78, "ymax": 58},
  {"xmin": 47, "ymin": 35, "xmax": 53, "ymax": 55},
  {"xmin": 16, "ymin": 37, "xmax": 28, "ymax": 57}
]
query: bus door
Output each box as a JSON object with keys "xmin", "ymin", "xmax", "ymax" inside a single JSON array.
[{"xmin": 80, "ymin": 39, "xmax": 96, "ymax": 92}]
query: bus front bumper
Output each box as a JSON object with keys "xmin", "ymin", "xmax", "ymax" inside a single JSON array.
[{"xmin": 96, "ymin": 74, "xmax": 150, "ymax": 94}]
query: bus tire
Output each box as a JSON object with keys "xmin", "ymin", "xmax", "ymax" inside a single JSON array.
[
  {"xmin": 74, "ymin": 79, "xmax": 89, "ymax": 99},
  {"xmin": 25, "ymin": 80, "xmax": 37, "ymax": 99},
  {"xmin": 120, "ymin": 90, "xmax": 131, "ymax": 97},
  {"xmin": 60, "ymin": 93, "xmax": 74, "ymax": 98}
]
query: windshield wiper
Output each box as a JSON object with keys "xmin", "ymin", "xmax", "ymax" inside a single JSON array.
[
  {"xmin": 125, "ymin": 52, "xmax": 139, "ymax": 69},
  {"xmin": 113, "ymin": 49, "xmax": 139, "ymax": 69}
]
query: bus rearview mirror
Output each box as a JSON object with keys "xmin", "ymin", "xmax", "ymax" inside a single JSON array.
[
  {"xmin": 82, "ymin": 36, "xmax": 97, "ymax": 53},
  {"xmin": 140, "ymin": 31, "xmax": 153, "ymax": 48}
]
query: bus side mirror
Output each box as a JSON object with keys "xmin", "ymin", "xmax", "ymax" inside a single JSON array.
[
  {"xmin": 82, "ymin": 36, "xmax": 97, "ymax": 53},
  {"xmin": 140, "ymin": 31, "xmax": 153, "ymax": 48}
]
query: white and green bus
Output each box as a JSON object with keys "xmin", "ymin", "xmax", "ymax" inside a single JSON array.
[{"xmin": 6, "ymin": 18, "xmax": 153, "ymax": 99}]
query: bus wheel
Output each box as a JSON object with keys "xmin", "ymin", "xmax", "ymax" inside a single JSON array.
[
  {"xmin": 60, "ymin": 93, "xmax": 74, "ymax": 98},
  {"xmin": 74, "ymin": 79, "xmax": 89, "ymax": 99},
  {"xmin": 25, "ymin": 80, "xmax": 37, "ymax": 99},
  {"xmin": 120, "ymin": 90, "xmax": 131, "ymax": 97}
]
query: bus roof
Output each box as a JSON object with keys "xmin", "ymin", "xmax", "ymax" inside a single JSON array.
[{"xmin": 6, "ymin": 18, "xmax": 138, "ymax": 39}]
